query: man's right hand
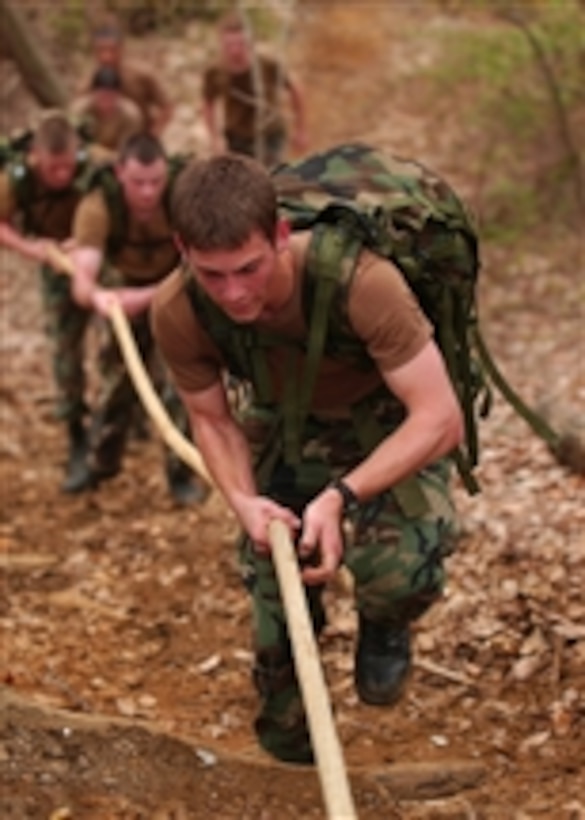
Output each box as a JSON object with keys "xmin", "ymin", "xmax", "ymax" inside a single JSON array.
[
  {"xmin": 91, "ymin": 287, "xmax": 118, "ymax": 318},
  {"xmin": 29, "ymin": 238, "xmax": 51, "ymax": 264},
  {"xmin": 232, "ymin": 492, "xmax": 300, "ymax": 554}
]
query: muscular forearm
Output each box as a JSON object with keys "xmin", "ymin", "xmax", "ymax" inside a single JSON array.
[
  {"xmin": 116, "ymin": 285, "xmax": 158, "ymax": 317},
  {"xmin": 72, "ymin": 270, "xmax": 97, "ymax": 309},
  {"xmin": 190, "ymin": 410, "xmax": 257, "ymax": 513},
  {"xmin": 342, "ymin": 408, "xmax": 462, "ymax": 501},
  {"xmin": 0, "ymin": 223, "xmax": 47, "ymax": 263}
]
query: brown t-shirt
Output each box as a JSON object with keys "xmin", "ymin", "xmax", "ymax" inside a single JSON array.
[
  {"xmin": 72, "ymin": 188, "xmax": 179, "ymax": 284},
  {"xmin": 70, "ymin": 94, "xmax": 142, "ymax": 151},
  {"xmin": 0, "ymin": 150, "xmax": 101, "ymax": 240},
  {"xmin": 151, "ymin": 234, "xmax": 432, "ymax": 415},
  {"xmin": 203, "ymin": 54, "xmax": 287, "ymax": 141},
  {"xmin": 83, "ymin": 59, "xmax": 171, "ymax": 131}
]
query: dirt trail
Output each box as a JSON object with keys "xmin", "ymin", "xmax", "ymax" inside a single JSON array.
[{"xmin": 1, "ymin": 4, "xmax": 584, "ymax": 819}]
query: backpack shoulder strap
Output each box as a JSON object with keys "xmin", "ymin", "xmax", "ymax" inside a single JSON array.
[
  {"xmin": 288, "ymin": 220, "xmax": 363, "ymax": 462},
  {"xmin": 6, "ymin": 158, "xmax": 36, "ymax": 230}
]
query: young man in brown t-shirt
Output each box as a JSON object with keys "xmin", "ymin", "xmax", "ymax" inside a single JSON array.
[
  {"xmin": 69, "ymin": 132, "xmax": 205, "ymax": 505},
  {"xmin": 151, "ymin": 152, "xmax": 463, "ymax": 764},
  {"xmin": 0, "ymin": 113, "xmax": 103, "ymax": 492},
  {"xmin": 71, "ymin": 65, "xmax": 142, "ymax": 153},
  {"xmin": 202, "ymin": 10, "xmax": 307, "ymax": 167}
]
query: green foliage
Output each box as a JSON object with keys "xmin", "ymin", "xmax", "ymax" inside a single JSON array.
[
  {"xmin": 48, "ymin": 0, "xmax": 87, "ymax": 49},
  {"xmin": 479, "ymin": 177, "xmax": 540, "ymax": 243},
  {"xmin": 46, "ymin": 0, "xmax": 280, "ymax": 43},
  {"xmin": 430, "ymin": 0, "xmax": 584, "ymax": 241}
]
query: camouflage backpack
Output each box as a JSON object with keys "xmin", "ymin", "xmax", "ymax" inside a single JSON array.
[{"xmin": 187, "ymin": 142, "xmax": 559, "ymax": 496}]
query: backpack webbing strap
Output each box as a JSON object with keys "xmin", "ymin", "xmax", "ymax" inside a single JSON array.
[
  {"xmin": 350, "ymin": 397, "xmax": 429, "ymax": 519},
  {"xmin": 283, "ymin": 221, "xmax": 362, "ymax": 464},
  {"xmin": 249, "ymin": 338, "xmax": 274, "ymax": 405}
]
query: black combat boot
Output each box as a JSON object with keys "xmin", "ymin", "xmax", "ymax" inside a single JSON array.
[
  {"xmin": 166, "ymin": 461, "xmax": 208, "ymax": 506},
  {"xmin": 354, "ymin": 613, "xmax": 412, "ymax": 706},
  {"xmin": 61, "ymin": 418, "xmax": 92, "ymax": 494}
]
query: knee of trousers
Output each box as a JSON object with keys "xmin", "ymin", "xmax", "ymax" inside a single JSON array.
[{"xmin": 345, "ymin": 518, "xmax": 451, "ymax": 623}]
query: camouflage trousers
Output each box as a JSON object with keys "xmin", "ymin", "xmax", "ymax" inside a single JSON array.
[
  {"xmin": 239, "ymin": 412, "xmax": 457, "ymax": 764},
  {"xmin": 39, "ymin": 264, "xmax": 91, "ymax": 423},
  {"xmin": 88, "ymin": 311, "xmax": 190, "ymax": 481}
]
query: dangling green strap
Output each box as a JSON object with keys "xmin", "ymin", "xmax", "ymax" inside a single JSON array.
[
  {"xmin": 453, "ymin": 298, "xmax": 479, "ymax": 467},
  {"xmin": 437, "ymin": 289, "xmax": 480, "ymax": 493},
  {"xmin": 454, "ymin": 449, "xmax": 480, "ymax": 494},
  {"xmin": 249, "ymin": 333, "xmax": 274, "ymax": 406},
  {"xmin": 350, "ymin": 397, "xmax": 429, "ymax": 519},
  {"xmin": 282, "ymin": 346, "xmax": 302, "ymax": 464},
  {"xmin": 472, "ymin": 324, "xmax": 560, "ymax": 448}
]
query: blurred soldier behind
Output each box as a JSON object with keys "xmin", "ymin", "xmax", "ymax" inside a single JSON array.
[
  {"xmin": 68, "ymin": 132, "xmax": 206, "ymax": 505},
  {"xmin": 202, "ymin": 9, "xmax": 308, "ymax": 168},
  {"xmin": 81, "ymin": 18, "xmax": 173, "ymax": 139},
  {"xmin": 71, "ymin": 65, "xmax": 143, "ymax": 153},
  {"xmin": 0, "ymin": 113, "xmax": 102, "ymax": 492}
]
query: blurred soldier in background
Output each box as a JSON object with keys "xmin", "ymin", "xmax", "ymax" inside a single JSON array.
[
  {"xmin": 71, "ymin": 65, "xmax": 143, "ymax": 154},
  {"xmin": 69, "ymin": 132, "xmax": 206, "ymax": 505},
  {"xmin": 0, "ymin": 113, "xmax": 102, "ymax": 492},
  {"xmin": 82, "ymin": 18, "xmax": 173, "ymax": 139},
  {"xmin": 202, "ymin": 9, "xmax": 307, "ymax": 167}
]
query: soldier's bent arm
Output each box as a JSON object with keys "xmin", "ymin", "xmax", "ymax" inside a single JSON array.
[
  {"xmin": 341, "ymin": 339, "xmax": 463, "ymax": 502},
  {"xmin": 69, "ymin": 245, "xmax": 103, "ymax": 310},
  {"xmin": 0, "ymin": 221, "xmax": 50, "ymax": 264},
  {"xmin": 299, "ymin": 339, "xmax": 463, "ymax": 586}
]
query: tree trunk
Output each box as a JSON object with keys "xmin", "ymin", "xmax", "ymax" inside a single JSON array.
[{"xmin": 0, "ymin": 0, "xmax": 68, "ymax": 107}]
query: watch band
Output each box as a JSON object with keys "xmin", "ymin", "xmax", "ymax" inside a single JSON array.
[{"xmin": 329, "ymin": 478, "xmax": 359, "ymax": 512}]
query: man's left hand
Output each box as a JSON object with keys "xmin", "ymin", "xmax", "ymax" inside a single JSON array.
[{"xmin": 298, "ymin": 486, "xmax": 344, "ymax": 585}]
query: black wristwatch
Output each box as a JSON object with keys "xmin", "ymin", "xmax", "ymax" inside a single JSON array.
[{"xmin": 329, "ymin": 478, "xmax": 360, "ymax": 514}]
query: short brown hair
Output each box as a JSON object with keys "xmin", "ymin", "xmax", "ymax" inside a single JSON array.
[
  {"xmin": 118, "ymin": 132, "xmax": 165, "ymax": 165},
  {"xmin": 171, "ymin": 154, "xmax": 278, "ymax": 251},
  {"xmin": 33, "ymin": 112, "xmax": 77, "ymax": 154}
]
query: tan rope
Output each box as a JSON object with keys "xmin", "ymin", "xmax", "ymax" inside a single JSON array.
[{"xmin": 269, "ymin": 519, "xmax": 358, "ymax": 819}]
